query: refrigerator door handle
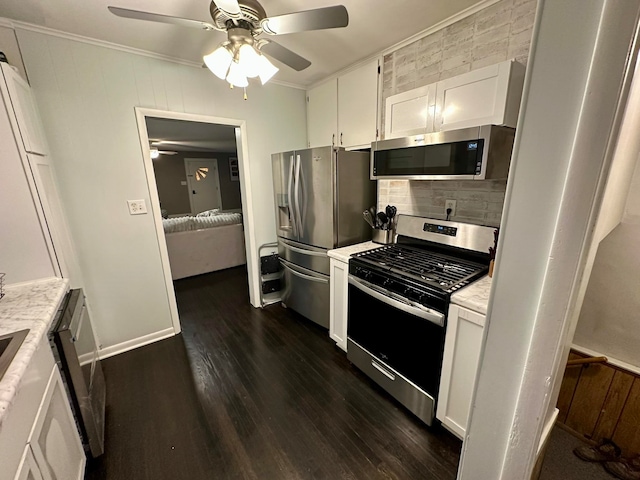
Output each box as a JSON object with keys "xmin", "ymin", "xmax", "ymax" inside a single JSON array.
[
  {"xmin": 298, "ymin": 155, "xmax": 307, "ymax": 229},
  {"xmin": 287, "ymin": 154, "xmax": 297, "ymax": 236},
  {"xmin": 294, "ymin": 154, "xmax": 302, "ymax": 238},
  {"xmin": 279, "ymin": 239, "xmax": 327, "ymax": 257},
  {"xmin": 280, "ymin": 259, "xmax": 329, "ymax": 284}
]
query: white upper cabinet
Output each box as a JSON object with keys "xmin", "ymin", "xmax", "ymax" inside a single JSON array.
[
  {"xmin": 0, "ymin": 63, "xmax": 48, "ymax": 156},
  {"xmin": 307, "ymin": 79, "xmax": 338, "ymax": 148},
  {"xmin": 384, "ymin": 59, "xmax": 525, "ymax": 139},
  {"xmin": 385, "ymin": 84, "xmax": 436, "ymax": 139},
  {"xmin": 434, "ymin": 59, "xmax": 525, "ymax": 131},
  {"xmin": 307, "ymin": 58, "xmax": 380, "ymax": 149},
  {"xmin": 337, "ymin": 58, "xmax": 379, "ymax": 149}
]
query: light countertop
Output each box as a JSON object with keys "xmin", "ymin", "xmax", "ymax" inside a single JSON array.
[
  {"xmin": 0, "ymin": 278, "xmax": 70, "ymax": 425},
  {"xmin": 450, "ymin": 275, "xmax": 492, "ymax": 315},
  {"xmin": 328, "ymin": 241, "xmax": 379, "ymax": 263}
]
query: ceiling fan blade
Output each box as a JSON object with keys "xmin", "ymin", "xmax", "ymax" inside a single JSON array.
[
  {"xmin": 260, "ymin": 41, "xmax": 311, "ymax": 71},
  {"xmin": 261, "ymin": 6, "xmax": 348, "ymax": 35},
  {"xmin": 211, "ymin": 0, "xmax": 242, "ymax": 18},
  {"xmin": 158, "ymin": 151, "xmax": 178, "ymax": 155},
  {"xmin": 108, "ymin": 6, "xmax": 217, "ymax": 31}
]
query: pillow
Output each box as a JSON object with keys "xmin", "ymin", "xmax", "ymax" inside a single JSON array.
[{"xmin": 196, "ymin": 209, "xmax": 220, "ymax": 217}]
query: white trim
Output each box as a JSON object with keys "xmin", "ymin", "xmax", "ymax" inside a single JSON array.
[
  {"xmin": 307, "ymin": 0, "xmax": 501, "ymax": 90},
  {"xmin": 537, "ymin": 408, "xmax": 558, "ymax": 456},
  {"xmin": 381, "ymin": 0, "xmax": 501, "ymax": 56},
  {"xmin": 571, "ymin": 343, "xmax": 640, "ymax": 376},
  {"xmin": 96, "ymin": 327, "xmax": 175, "ymax": 360},
  {"xmin": 135, "ymin": 108, "xmax": 260, "ymax": 320},
  {"xmin": 2, "ymin": 18, "xmax": 305, "ymax": 90}
]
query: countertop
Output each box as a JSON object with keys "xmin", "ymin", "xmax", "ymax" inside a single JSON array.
[
  {"xmin": 327, "ymin": 241, "xmax": 379, "ymax": 262},
  {"xmin": 450, "ymin": 275, "xmax": 492, "ymax": 315},
  {"xmin": 0, "ymin": 277, "xmax": 70, "ymax": 424}
]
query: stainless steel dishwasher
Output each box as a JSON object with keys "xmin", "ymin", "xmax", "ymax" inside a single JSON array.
[{"xmin": 50, "ymin": 289, "xmax": 106, "ymax": 458}]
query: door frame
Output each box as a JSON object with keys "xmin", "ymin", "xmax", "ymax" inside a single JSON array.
[
  {"xmin": 135, "ymin": 108, "xmax": 254, "ymax": 334},
  {"xmin": 184, "ymin": 158, "xmax": 223, "ymax": 214}
]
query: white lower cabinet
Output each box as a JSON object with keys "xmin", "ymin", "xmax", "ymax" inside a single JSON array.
[
  {"xmin": 14, "ymin": 446, "xmax": 44, "ymax": 480},
  {"xmin": 30, "ymin": 367, "xmax": 85, "ymax": 480},
  {"xmin": 436, "ymin": 304, "xmax": 486, "ymax": 439},
  {"xmin": 329, "ymin": 257, "xmax": 349, "ymax": 351},
  {"xmin": 0, "ymin": 336, "xmax": 85, "ymax": 480}
]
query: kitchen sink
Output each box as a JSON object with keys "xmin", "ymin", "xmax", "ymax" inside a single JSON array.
[{"xmin": 0, "ymin": 329, "xmax": 29, "ymax": 381}]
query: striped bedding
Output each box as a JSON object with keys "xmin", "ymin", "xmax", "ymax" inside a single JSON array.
[{"xmin": 162, "ymin": 210, "xmax": 242, "ymax": 234}]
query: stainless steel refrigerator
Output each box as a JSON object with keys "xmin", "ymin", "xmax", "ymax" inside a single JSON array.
[{"xmin": 272, "ymin": 146, "xmax": 375, "ymax": 328}]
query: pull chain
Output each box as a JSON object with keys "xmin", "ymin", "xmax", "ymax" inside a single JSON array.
[{"xmin": 243, "ymin": 88, "xmax": 248, "ymax": 101}]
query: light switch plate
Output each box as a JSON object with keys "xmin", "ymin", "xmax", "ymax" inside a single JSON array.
[
  {"xmin": 127, "ymin": 199, "xmax": 147, "ymax": 215},
  {"xmin": 445, "ymin": 199, "xmax": 457, "ymax": 217}
]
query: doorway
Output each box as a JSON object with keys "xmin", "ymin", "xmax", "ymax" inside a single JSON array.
[
  {"xmin": 185, "ymin": 158, "xmax": 222, "ymax": 214},
  {"xmin": 135, "ymin": 108, "xmax": 255, "ymax": 334}
]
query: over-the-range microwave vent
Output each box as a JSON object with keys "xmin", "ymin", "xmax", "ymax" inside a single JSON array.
[{"xmin": 371, "ymin": 125, "xmax": 515, "ymax": 181}]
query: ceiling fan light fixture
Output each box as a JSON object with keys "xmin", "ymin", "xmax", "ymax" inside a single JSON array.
[
  {"xmin": 257, "ymin": 54, "xmax": 279, "ymax": 85},
  {"xmin": 203, "ymin": 45, "xmax": 233, "ymax": 80},
  {"xmin": 226, "ymin": 60, "xmax": 249, "ymax": 88},
  {"xmin": 238, "ymin": 43, "xmax": 261, "ymax": 78},
  {"xmin": 150, "ymin": 147, "xmax": 160, "ymax": 159}
]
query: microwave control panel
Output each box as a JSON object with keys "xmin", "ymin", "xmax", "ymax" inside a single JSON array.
[{"xmin": 423, "ymin": 223, "xmax": 457, "ymax": 237}]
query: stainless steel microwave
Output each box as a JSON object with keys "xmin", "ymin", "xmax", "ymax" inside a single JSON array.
[{"xmin": 371, "ymin": 125, "xmax": 515, "ymax": 180}]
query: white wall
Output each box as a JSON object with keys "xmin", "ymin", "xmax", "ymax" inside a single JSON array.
[
  {"xmin": 573, "ymin": 156, "xmax": 640, "ymax": 367},
  {"xmin": 15, "ymin": 28, "xmax": 307, "ymax": 351}
]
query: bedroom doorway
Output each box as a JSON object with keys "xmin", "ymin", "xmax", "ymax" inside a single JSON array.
[
  {"xmin": 135, "ymin": 108, "xmax": 254, "ymax": 335},
  {"xmin": 185, "ymin": 158, "xmax": 223, "ymax": 214}
]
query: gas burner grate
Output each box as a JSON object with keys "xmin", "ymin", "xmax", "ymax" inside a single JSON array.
[{"xmin": 354, "ymin": 244, "xmax": 487, "ymax": 292}]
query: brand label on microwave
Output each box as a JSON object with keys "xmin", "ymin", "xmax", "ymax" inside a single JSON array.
[{"xmin": 467, "ymin": 142, "xmax": 478, "ymax": 150}]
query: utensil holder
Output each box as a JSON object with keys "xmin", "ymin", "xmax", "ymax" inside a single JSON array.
[{"xmin": 372, "ymin": 228, "xmax": 395, "ymax": 244}]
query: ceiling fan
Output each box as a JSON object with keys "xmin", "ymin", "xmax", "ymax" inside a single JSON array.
[
  {"xmin": 108, "ymin": 0, "xmax": 349, "ymax": 90},
  {"xmin": 149, "ymin": 142, "xmax": 178, "ymax": 159}
]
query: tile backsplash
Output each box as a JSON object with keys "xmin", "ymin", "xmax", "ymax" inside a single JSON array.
[
  {"xmin": 378, "ymin": 179, "xmax": 507, "ymax": 227},
  {"xmin": 377, "ymin": 0, "xmax": 536, "ymax": 227}
]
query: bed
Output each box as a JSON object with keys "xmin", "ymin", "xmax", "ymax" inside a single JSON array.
[{"xmin": 162, "ymin": 210, "xmax": 246, "ymax": 280}]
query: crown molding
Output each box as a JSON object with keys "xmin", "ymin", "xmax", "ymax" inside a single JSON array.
[
  {"xmin": 307, "ymin": 0, "xmax": 501, "ymax": 91},
  {"xmin": 2, "ymin": 17, "xmax": 306, "ymax": 90}
]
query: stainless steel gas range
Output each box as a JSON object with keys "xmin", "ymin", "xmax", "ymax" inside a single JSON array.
[{"xmin": 347, "ymin": 215, "xmax": 496, "ymax": 426}]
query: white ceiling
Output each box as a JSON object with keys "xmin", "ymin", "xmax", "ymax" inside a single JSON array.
[
  {"xmin": 146, "ymin": 117, "xmax": 238, "ymax": 152},
  {"xmin": 0, "ymin": 0, "xmax": 482, "ymax": 86}
]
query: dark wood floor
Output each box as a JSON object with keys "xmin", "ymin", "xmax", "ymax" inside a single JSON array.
[{"xmin": 86, "ymin": 266, "xmax": 461, "ymax": 479}]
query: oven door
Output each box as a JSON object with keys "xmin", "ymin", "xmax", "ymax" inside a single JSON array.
[{"xmin": 347, "ymin": 276, "xmax": 446, "ymax": 399}]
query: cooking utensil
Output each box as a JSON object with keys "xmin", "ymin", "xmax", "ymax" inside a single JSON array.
[
  {"xmin": 377, "ymin": 211, "xmax": 389, "ymax": 230},
  {"xmin": 363, "ymin": 210, "xmax": 375, "ymax": 228},
  {"xmin": 385, "ymin": 205, "xmax": 397, "ymax": 230}
]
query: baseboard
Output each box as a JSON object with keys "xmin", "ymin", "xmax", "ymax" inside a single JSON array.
[{"xmin": 96, "ymin": 327, "xmax": 176, "ymax": 360}]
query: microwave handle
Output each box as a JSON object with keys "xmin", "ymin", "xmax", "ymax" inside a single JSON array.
[{"xmin": 348, "ymin": 276, "xmax": 445, "ymax": 327}]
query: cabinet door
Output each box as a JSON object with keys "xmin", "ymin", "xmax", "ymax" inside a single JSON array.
[
  {"xmin": 434, "ymin": 59, "xmax": 525, "ymax": 132},
  {"xmin": 307, "ymin": 80, "xmax": 338, "ymax": 148},
  {"xmin": 338, "ymin": 58, "xmax": 380, "ymax": 149},
  {"xmin": 0, "ymin": 63, "xmax": 48, "ymax": 155},
  {"xmin": 436, "ymin": 304, "xmax": 485, "ymax": 439},
  {"xmin": 384, "ymin": 84, "xmax": 436, "ymax": 139},
  {"xmin": 329, "ymin": 258, "xmax": 348, "ymax": 351},
  {"xmin": 28, "ymin": 154, "xmax": 81, "ymax": 281},
  {"xmin": 13, "ymin": 446, "xmax": 45, "ymax": 480},
  {"xmin": 30, "ymin": 368, "xmax": 85, "ymax": 480}
]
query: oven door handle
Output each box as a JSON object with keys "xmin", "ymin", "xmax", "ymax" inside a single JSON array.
[{"xmin": 348, "ymin": 276, "xmax": 445, "ymax": 327}]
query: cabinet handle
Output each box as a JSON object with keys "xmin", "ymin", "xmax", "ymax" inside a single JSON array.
[
  {"xmin": 332, "ymin": 134, "xmax": 335, "ymax": 146},
  {"xmin": 340, "ymin": 132, "xmax": 343, "ymax": 145}
]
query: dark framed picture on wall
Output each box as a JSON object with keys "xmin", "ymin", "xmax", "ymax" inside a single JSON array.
[{"xmin": 229, "ymin": 157, "xmax": 239, "ymax": 181}]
